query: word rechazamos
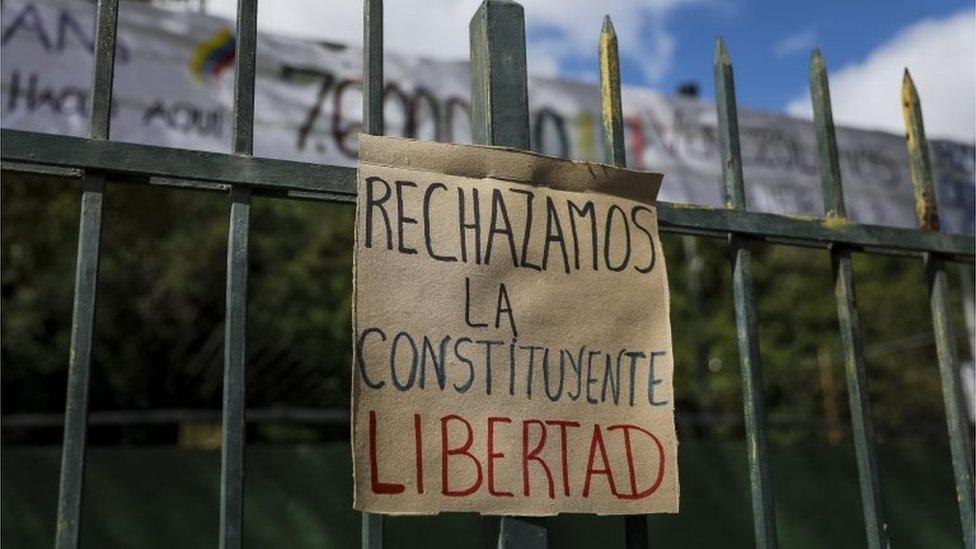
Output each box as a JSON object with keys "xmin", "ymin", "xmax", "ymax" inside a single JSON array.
[
  {"xmin": 357, "ymin": 327, "xmax": 669, "ymax": 408},
  {"xmin": 362, "ymin": 176, "xmax": 657, "ymax": 275}
]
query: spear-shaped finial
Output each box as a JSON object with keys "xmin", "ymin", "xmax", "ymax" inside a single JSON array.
[
  {"xmin": 600, "ymin": 15, "xmax": 625, "ymax": 166},
  {"xmin": 714, "ymin": 36, "xmax": 731, "ymax": 67},
  {"xmin": 901, "ymin": 68, "xmax": 939, "ymax": 231},
  {"xmin": 713, "ymin": 36, "xmax": 746, "ymax": 209},
  {"xmin": 809, "ymin": 48, "xmax": 845, "ymax": 218},
  {"xmin": 810, "ymin": 47, "xmax": 825, "ymax": 71}
]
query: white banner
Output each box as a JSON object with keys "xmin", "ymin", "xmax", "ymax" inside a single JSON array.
[{"xmin": 2, "ymin": 0, "xmax": 973, "ymax": 234}]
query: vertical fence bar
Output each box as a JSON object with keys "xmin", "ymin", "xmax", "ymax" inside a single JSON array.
[
  {"xmin": 231, "ymin": 0, "xmax": 257, "ymax": 158},
  {"xmin": 363, "ymin": 0, "xmax": 383, "ymax": 137},
  {"xmin": 713, "ymin": 38, "xmax": 778, "ymax": 549},
  {"xmin": 902, "ymin": 70, "xmax": 976, "ymax": 549},
  {"xmin": 600, "ymin": 17, "xmax": 625, "ymax": 167},
  {"xmin": 87, "ymin": 3, "xmax": 118, "ymax": 143},
  {"xmin": 361, "ymin": 0, "xmax": 385, "ymax": 547},
  {"xmin": 470, "ymin": 0, "xmax": 530, "ymax": 150},
  {"xmin": 54, "ymin": 1, "xmax": 118, "ymax": 547},
  {"xmin": 809, "ymin": 50, "xmax": 888, "ymax": 549},
  {"xmin": 470, "ymin": 2, "xmax": 544, "ymax": 547},
  {"xmin": 219, "ymin": 0, "xmax": 257, "ymax": 547},
  {"xmin": 599, "ymin": 16, "xmax": 649, "ymax": 549}
]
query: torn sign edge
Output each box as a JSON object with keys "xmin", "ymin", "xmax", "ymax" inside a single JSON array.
[
  {"xmin": 357, "ymin": 134, "xmax": 664, "ymax": 206},
  {"xmin": 350, "ymin": 134, "xmax": 677, "ymax": 516}
]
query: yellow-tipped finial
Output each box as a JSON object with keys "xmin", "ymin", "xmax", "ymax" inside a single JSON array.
[
  {"xmin": 599, "ymin": 14, "xmax": 625, "ymax": 166},
  {"xmin": 601, "ymin": 14, "xmax": 615, "ymax": 37},
  {"xmin": 902, "ymin": 69, "xmax": 920, "ymax": 136},
  {"xmin": 901, "ymin": 68, "xmax": 939, "ymax": 231}
]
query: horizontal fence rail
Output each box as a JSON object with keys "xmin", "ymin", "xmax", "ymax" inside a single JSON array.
[
  {"xmin": 2, "ymin": 130, "xmax": 972, "ymax": 261},
  {"xmin": 1, "ymin": 0, "xmax": 974, "ymax": 547},
  {"xmin": 1, "ymin": 408, "xmax": 956, "ymax": 437}
]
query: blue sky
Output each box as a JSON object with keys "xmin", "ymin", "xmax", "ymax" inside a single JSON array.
[{"xmin": 603, "ymin": 0, "xmax": 972, "ymax": 111}]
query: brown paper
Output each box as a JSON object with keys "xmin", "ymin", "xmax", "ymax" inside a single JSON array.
[{"xmin": 352, "ymin": 134, "xmax": 678, "ymax": 516}]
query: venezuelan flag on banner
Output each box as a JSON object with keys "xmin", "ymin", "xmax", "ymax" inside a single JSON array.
[{"xmin": 189, "ymin": 28, "xmax": 235, "ymax": 82}]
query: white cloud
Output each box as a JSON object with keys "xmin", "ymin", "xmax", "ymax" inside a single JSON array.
[
  {"xmin": 773, "ymin": 28, "xmax": 816, "ymax": 59},
  {"xmin": 519, "ymin": 0, "xmax": 694, "ymax": 83},
  {"xmin": 786, "ymin": 9, "xmax": 975, "ymax": 143},
  {"xmin": 196, "ymin": 0, "xmax": 699, "ymax": 84},
  {"xmin": 208, "ymin": 0, "xmax": 473, "ymax": 60}
]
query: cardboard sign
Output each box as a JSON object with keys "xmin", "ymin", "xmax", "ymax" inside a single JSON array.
[{"xmin": 352, "ymin": 135, "xmax": 678, "ymax": 516}]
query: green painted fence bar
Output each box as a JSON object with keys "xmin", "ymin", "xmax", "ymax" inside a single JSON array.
[
  {"xmin": 599, "ymin": 15, "xmax": 649, "ymax": 549},
  {"xmin": 362, "ymin": 512, "xmax": 383, "ymax": 549},
  {"xmin": 54, "ymin": 0, "xmax": 119, "ymax": 547},
  {"xmin": 219, "ymin": 0, "xmax": 258, "ymax": 547},
  {"xmin": 809, "ymin": 50, "xmax": 888, "ymax": 549},
  {"xmin": 363, "ymin": 0, "xmax": 384, "ymax": 137},
  {"xmin": 713, "ymin": 37, "xmax": 779, "ymax": 548},
  {"xmin": 87, "ymin": 1, "xmax": 118, "ymax": 143},
  {"xmin": 4, "ymin": 128, "xmax": 974, "ymax": 260},
  {"xmin": 361, "ymin": 0, "xmax": 385, "ymax": 546},
  {"xmin": 902, "ymin": 70, "xmax": 976, "ymax": 549},
  {"xmin": 231, "ymin": 0, "xmax": 258, "ymax": 158},
  {"xmin": 470, "ymin": 2, "xmax": 546, "ymax": 547},
  {"xmin": 0, "ymin": 129, "xmax": 976, "ymax": 264},
  {"xmin": 55, "ymin": 173, "xmax": 105, "ymax": 549},
  {"xmin": 220, "ymin": 185, "xmax": 251, "ymax": 549},
  {"xmin": 599, "ymin": 17, "xmax": 626, "ymax": 168},
  {"xmin": 810, "ymin": 51, "xmax": 845, "ymax": 219},
  {"xmin": 470, "ymin": 0, "xmax": 530, "ymax": 151}
]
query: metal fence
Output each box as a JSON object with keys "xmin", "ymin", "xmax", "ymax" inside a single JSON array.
[{"xmin": 1, "ymin": 0, "xmax": 974, "ymax": 547}]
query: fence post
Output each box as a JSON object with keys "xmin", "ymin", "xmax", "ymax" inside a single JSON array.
[
  {"xmin": 598, "ymin": 15, "xmax": 650, "ymax": 549},
  {"xmin": 219, "ymin": 0, "xmax": 258, "ymax": 547},
  {"xmin": 55, "ymin": 1, "xmax": 118, "ymax": 547},
  {"xmin": 361, "ymin": 0, "xmax": 385, "ymax": 547},
  {"xmin": 470, "ymin": 0, "xmax": 530, "ymax": 150},
  {"xmin": 713, "ymin": 37, "xmax": 779, "ymax": 549},
  {"xmin": 809, "ymin": 49, "xmax": 888, "ymax": 549},
  {"xmin": 902, "ymin": 70, "xmax": 976, "ymax": 549},
  {"xmin": 469, "ymin": 2, "xmax": 544, "ymax": 547}
]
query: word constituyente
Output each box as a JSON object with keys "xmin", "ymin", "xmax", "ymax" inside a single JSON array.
[{"xmin": 356, "ymin": 327, "xmax": 670, "ymax": 408}]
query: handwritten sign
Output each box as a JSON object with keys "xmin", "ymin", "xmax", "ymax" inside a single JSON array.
[{"xmin": 352, "ymin": 135, "xmax": 678, "ymax": 515}]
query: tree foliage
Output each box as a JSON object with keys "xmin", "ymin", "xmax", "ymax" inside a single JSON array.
[{"xmin": 1, "ymin": 171, "xmax": 969, "ymax": 443}]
